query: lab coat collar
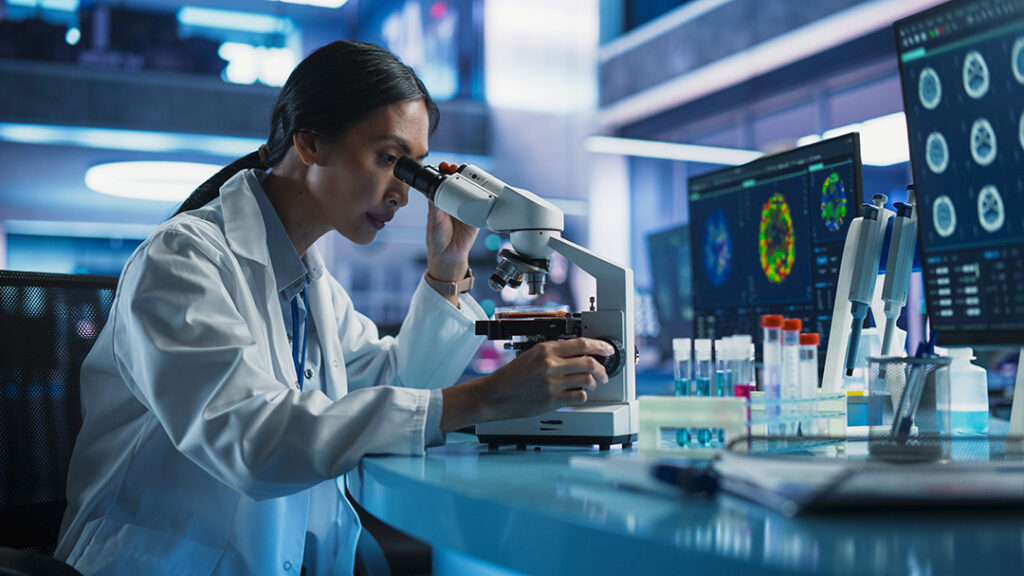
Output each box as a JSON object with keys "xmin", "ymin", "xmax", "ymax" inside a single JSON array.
[
  {"xmin": 221, "ymin": 169, "xmax": 271, "ymax": 267},
  {"xmin": 221, "ymin": 169, "xmax": 327, "ymax": 289},
  {"xmin": 248, "ymin": 172, "xmax": 310, "ymax": 301}
]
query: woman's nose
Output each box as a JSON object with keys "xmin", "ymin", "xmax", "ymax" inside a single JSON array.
[{"xmin": 388, "ymin": 183, "xmax": 409, "ymax": 208}]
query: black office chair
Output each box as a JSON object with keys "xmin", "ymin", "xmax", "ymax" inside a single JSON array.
[{"xmin": 0, "ymin": 270, "xmax": 117, "ymax": 575}]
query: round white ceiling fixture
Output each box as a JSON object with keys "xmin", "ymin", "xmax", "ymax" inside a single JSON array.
[{"xmin": 85, "ymin": 161, "xmax": 221, "ymax": 202}]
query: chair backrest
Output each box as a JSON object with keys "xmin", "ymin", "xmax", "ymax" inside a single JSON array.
[{"xmin": 0, "ymin": 271, "xmax": 118, "ymax": 555}]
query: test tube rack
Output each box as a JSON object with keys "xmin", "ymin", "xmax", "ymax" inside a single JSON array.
[{"xmin": 638, "ymin": 391, "xmax": 847, "ymax": 459}]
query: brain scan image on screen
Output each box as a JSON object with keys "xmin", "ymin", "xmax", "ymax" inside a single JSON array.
[
  {"xmin": 932, "ymin": 195, "xmax": 957, "ymax": 238},
  {"xmin": 926, "ymin": 132, "xmax": 950, "ymax": 174},
  {"xmin": 759, "ymin": 194, "xmax": 795, "ymax": 284},
  {"xmin": 1019, "ymin": 110, "xmax": 1024, "ymax": 152},
  {"xmin": 703, "ymin": 209, "xmax": 732, "ymax": 286},
  {"xmin": 970, "ymin": 118, "xmax": 997, "ymax": 166},
  {"xmin": 977, "ymin": 185, "xmax": 1005, "ymax": 233},
  {"xmin": 820, "ymin": 172, "xmax": 847, "ymax": 232},
  {"xmin": 919, "ymin": 67, "xmax": 942, "ymax": 109},
  {"xmin": 1013, "ymin": 37, "xmax": 1024, "ymax": 84},
  {"xmin": 962, "ymin": 50, "xmax": 990, "ymax": 99}
]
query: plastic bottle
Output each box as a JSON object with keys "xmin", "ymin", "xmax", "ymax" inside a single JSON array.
[
  {"xmin": 694, "ymin": 339, "xmax": 713, "ymax": 446},
  {"xmin": 939, "ymin": 347, "xmax": 990, "ymax": 435},
  {"xmin": 761, "ymin": 315, "xmax": 784, "ymax": 435},
  {"xmin": 672, "ymin": 338, "xmax": 692, "ymax": 446},
  {"xmin": 781, "ymin": 318, "xmax": 802, "ymax": 435},
  {"xmin": 799, "ymin": 333, "xmax": 820, "ymax": 436}
]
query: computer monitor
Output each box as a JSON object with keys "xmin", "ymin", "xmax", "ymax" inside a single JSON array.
[
  {"xmin": 895, "ymin": 0, "xmax": 1024, "ymax": 346},
  {"xmin": 646, "ymin": 223, "xmax": 693, "ymax": 360},
  {"xmin": 688, "ymin": 134, "xmax": 864, "ymax": 366}
]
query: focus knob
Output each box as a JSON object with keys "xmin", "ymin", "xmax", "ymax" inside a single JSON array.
[{"xmin": 596, "ymin": 338, "xmax": 624, "ymax": 378}]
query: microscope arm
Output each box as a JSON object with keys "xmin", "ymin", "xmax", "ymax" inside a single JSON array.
[{"xmin": 547, "ymin": 235, "xmax": 630, "ymax": 312}]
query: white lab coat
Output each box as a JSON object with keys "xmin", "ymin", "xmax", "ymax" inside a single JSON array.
[{"xmin": 55, "ymin": 170, "xmax": 486, "ymax": 575}]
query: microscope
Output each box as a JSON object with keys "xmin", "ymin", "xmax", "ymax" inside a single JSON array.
[{"xmin": 394, "ymin": 157, "xmax": 638, "ymax": 449}]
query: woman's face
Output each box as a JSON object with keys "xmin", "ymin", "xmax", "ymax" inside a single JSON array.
[{"xmin": 306, "ymin": 99, "xmax": 430, "ymax": 245}]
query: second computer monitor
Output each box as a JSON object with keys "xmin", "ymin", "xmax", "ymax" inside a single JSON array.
[
  {"xmin": 689, "ymin": 133, "xmax": 864, "ymax": 362},
  {"xmin": 895, "ymin": 0, "xmax": 1024, "ymax": 346}
]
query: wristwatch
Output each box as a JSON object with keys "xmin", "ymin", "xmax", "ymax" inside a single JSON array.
[{"xmin": 424, "ymin": 268, "xmax": 474, "ymax": 296}]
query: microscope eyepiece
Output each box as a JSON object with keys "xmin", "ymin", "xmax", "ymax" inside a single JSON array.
[{"xmin": 393, "ymin": 156, "xmax": 443, "ymax": 201}]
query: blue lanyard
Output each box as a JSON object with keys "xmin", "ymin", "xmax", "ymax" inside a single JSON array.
[{"xmin": 290, "ymin": 287, "xmax": 309, "ymax": 391}]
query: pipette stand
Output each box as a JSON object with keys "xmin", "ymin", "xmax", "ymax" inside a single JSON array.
[{"xmin": 822, "ymin": 217, "xmax": 903, "ymax": 393}]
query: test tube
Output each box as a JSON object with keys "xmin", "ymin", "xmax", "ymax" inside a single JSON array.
[
  {"xmin": 781, "ymin": 318, "xmax": 802, "ymax": 435},
  {"xmin": 761, "ymin": 315, "xmax": 784, "ymax": 435},
  {"xmin": 730, "ymin": 335, "xmax": 755, "ymax": 400},
  {"xmin": 799, "ymin": 333, "xmax": 820, "ymax": 436},
  {"xmin": 672, "ymin": 338, "xmax": 692, "ymax": 446},
  {"xmin": 714, "ymin": 338, "xmax": 733, "ymax": 444},
  {"xmin": 694, "ymin": 339, "xmax": 713, "ymax": 446}
]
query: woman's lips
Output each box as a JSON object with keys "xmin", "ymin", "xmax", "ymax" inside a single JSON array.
[{"xmin": 367, "ymin": 213, "xmax": 389, "ymax": 230}]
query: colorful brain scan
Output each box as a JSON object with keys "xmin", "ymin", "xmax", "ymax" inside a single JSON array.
[
  {"xmin": 919, "ymin": 67, "xmax": 942, "ymax": 109},
  {"xmin": 977, "ymin": 185, "xmax": 1005, "ymax": 233},
  {"xmin": 963, "ymin": 50, "xmax": 990, "ymax": 99},
  {"xmin": 970, "ymin": 117, "xmax": 997, "ymax": 166},
  {"xmin": 820, "ymin": 172, "xmax": 847, "ymax": 232},
  {"xmin": 703, "ymin": 209, "xmax": 732, "ymax": 286},
  {"xmin": 759, "ymin": 194, "xmax": 795, "ymax": 284},
  {"xmin": 933, "ymin": 195, "xmax": 957, "ymax": 238}
]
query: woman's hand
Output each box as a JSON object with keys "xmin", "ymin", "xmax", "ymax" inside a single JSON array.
[
  {"xmin": 425, "ymin": 201, "xmax": 478, "ymax": 281},
  {"xmin": 424, "ymin": 162, "xmax": 479, "ymax": 304},
  {"xmin": 440, "ymin": 338, "xmax": 616, "ymax": 432}
]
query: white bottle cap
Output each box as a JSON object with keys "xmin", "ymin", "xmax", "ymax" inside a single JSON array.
[
  {"xmin": 672, "ymin": 338, "xmax": 691, "ymax": 360},
  {"xmin": 947, "ymin": 346, "xmax": 975, "ymax": 360},
  {"xmin": 695, "ymin": 338, "xmax": 712, "ymax": 360},
  {"xmin": 731, "ymin": 334, "xmax": 753, "ymax": 348}
]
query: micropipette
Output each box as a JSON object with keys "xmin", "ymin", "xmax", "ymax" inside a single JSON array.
[
  {"xmin": 845, "ymin": 194, "xmax": 889, "ymax": 376},
  {"xmin": 880, "ymin": 186, "xmax": 918, "ymax": 360}
]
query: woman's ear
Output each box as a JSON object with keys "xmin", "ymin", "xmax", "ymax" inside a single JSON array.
[{"xmin": 292, "ymin": 131, "xmax": 321, "ymax": 167}]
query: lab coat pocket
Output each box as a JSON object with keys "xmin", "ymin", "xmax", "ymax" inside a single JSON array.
[{"xmin": 72, "ymin": 517, "xmax": 223, "ymax": 576}]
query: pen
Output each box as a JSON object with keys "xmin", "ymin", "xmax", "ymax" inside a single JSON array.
[
  {"xmin": 568, "ymin": 456, "xmax": 718, "ymax": 497},
  {"xmin": 890, "ymin": 335, "xmax": 936, "ymax": 442},
  {"xmin": 651, "ymin": 462, "xmax": 719, "ymax": 496}
]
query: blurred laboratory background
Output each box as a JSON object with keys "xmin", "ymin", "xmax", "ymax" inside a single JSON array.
[{"xmin": 0, "ymin": 0, "xmax": 1016, "ymax": 403}]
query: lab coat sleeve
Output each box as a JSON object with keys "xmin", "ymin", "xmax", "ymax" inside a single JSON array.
[
  {"xmin": 112, "ymin": 227, "xmax": 445, "ymax": 501},
  {"xmin": 333, "ymin": 274, "xmax": 487, "ymax": 392}
]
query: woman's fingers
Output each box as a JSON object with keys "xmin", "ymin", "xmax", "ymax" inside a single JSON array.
[
  {"xmin": 551, "ymin": 372, "xmax": 599, "ymax": 392},
  {"xmin": 556, "ymin": 388, "xmax": 588, "ymax": 405},
  {"xmin": 534, "ymin": 339, "xmax": 612, "ymax": 383},
  {"xmin": 547, "ymin": 337, "xmax": 615, "ymax": 358},
  {"xmin": 549, "ymin": 355, "xmax": 608, "ymax": 383}
]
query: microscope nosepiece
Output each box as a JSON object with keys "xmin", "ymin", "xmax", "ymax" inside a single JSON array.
[{"xmin": 489, "ymin": 258, "xmax": 521, "ymax": 291}]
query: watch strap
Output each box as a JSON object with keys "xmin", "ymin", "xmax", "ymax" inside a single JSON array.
[{"xmin": 425, "ymin": 268, "xmax": 473, "ymax": 296}]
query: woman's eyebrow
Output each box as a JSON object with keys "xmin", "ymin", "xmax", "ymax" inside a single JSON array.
[{"xmin": 377, "ymin": 135, "xmax": 428, "ymax": 160}]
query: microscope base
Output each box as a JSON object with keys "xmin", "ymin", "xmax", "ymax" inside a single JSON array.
[{"xmin": 476, "ymin": 402, "xmax": 639, "ymax": 449}]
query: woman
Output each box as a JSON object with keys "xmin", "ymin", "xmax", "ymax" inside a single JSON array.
[{"xmin": 55, "ymin": 41, "xmax": 610, "ymax": 575}]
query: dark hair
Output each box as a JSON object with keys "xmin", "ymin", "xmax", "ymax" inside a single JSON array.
[{"xmin": 174, "ymin": 41, "xmax": 439, "ymax": 216}]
